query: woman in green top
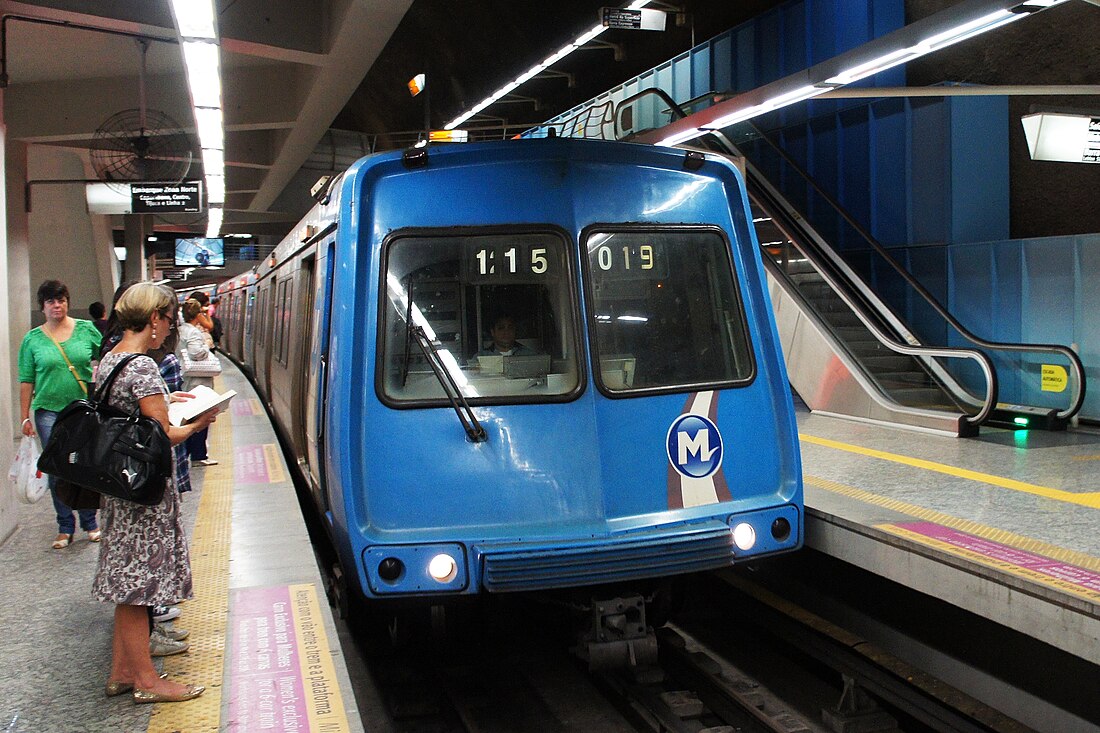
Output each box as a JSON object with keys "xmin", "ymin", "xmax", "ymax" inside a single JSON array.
[{"xmin": 18, "ymin": 280, "xmax": 103, "ymax": 549}]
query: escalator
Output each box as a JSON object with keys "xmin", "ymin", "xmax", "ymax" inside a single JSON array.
[
  {"xmin": 736, "ymin": 124, "xmax": 1085, "ymax": 436},
  {"xmin": 612, "ymin": 88, "xmax": 1086, "ymax": 436}
]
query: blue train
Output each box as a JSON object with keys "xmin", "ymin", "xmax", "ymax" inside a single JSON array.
[{"xmin": 215, "ymin": 137, "xmax": 802, "ymax": 619}]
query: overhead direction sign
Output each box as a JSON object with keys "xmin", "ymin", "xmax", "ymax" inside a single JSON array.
[
  {"xmin": 131, "ymin": 181, "xmax": 203, "ymax": 213},
  {"xmin": 600, "ymin": 7, "xmax": 666, "ymax": 31}
]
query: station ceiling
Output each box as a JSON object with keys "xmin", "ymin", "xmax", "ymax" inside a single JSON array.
[
  {"xmin": 0, "ymin": 0, "xmax": 785, "ymax": 241},
  {"xmin": 4, "ymin": 1, "xmax": 1096, "ymax": 248}
]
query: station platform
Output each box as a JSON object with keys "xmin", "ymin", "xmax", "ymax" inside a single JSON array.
[
  {"xmin": 0, "ymin": 360, "xmax": 363, "ymax": 733},
  {"xmin": 797, "ymin": 411, "xmax": 1100, "ymax": 670}
]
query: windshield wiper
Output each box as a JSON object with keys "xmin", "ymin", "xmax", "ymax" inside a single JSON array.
[{"xmin": 409, "ymin": 323, "xmax": 487, "ymax": 442}]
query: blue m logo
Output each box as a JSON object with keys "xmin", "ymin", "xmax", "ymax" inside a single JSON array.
[{"xmin": 666, "ymin": 414, "xmax": 723, "ymax": 478}]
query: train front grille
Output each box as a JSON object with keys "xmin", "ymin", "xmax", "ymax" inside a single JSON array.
[{"xmin": 479, "ymin": 522, "xmax": 735, "ymax": 592}]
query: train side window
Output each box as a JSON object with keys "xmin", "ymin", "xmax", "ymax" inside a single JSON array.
[
  {"xmin": 379, "ymin": 230, "xmax": 582, "ymax": 405},
  {"xmin": 583, "ymin": 227, "xmax": 755, "ymax": 393}
]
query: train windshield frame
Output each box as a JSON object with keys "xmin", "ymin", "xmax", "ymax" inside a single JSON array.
[
  {"xmin": 581, "ymin": 225, "xmax": 757, "ymax": 395},
  {"xmin": 378, "ymin": 227, "xmax": 584, "ymax": 407}
]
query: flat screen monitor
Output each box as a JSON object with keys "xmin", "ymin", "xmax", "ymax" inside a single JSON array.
[{"xmin": 174, "ymin": 237, "xmax": 224, "ymax": 267}]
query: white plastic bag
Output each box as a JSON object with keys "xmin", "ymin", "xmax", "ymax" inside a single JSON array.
[{"xmin": 8, "ymin": 435, "xmax": 48, "ymax": 504}]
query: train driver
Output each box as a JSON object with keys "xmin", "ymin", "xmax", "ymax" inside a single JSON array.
[{"xmin": 478, "ymin": 314, "xmax": 535, "ymax": 357}]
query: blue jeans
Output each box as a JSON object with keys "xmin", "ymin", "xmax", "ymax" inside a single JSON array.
[
  {"xmin": 35, "ymin": 409, "xmax": 98, "ymax": 535},
  {"xmin": 186, "ymin": 427, "xmax": 210, "ymax": 461}
]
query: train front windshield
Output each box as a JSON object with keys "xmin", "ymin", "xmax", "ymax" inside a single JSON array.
[
  {"xmin": 381, "ymin": 231, "xmax": 583, "ymax": 402},
  {"xmin": 379, "ymin": 227, "xmax": 755, "ymax": 404},
  {"xmin": 584, "ymin": 228, "xmax": 755, "ymax": 392}
]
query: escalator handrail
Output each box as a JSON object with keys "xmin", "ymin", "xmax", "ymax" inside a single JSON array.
[
  {"xmin": 745, "ymin": 159, "xmax": 988, "ymax": 413},
  {"xmin": 753, "ymin": 193, "xmax": 999, "ymax": 427},
  {"xmin": 742, "ymin": 122, "xmax": 1085, "ymax": 422}
]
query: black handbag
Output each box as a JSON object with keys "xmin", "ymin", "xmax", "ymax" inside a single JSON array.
[
  {"xmin": 54, "ymin": 479, "xmax": 102, "ymax": 511},
  {"xmin": 38, "ymin": 353, "xmax": 172, "ymax": 506}
]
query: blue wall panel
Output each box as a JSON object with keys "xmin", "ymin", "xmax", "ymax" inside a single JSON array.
[
  {"xmin": 909, "ymin": 99, "xmax": 949, "ymax": 246},
  {"xmin": 838, "ymin": 107, "xmax": 870, "ymax": 251},
  {"xmin": 914, "ymin": 236, "xmax": 1099, "ymax": 421},
  {"xmin": 870, "ymin": 99, "xmax": 908, "ymax": 247},
  {"xmin": 712, "ymin": 34, "xmax": 732, "ymax": 95},
  {"xmin": 949, "ymin": 96, "xmax": 1010, "ymax": 244}
]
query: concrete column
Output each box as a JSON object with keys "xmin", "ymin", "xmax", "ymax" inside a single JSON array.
[
  {"xmin": 123, "ymin": 214, "xmax": 150, "ymax": 282},
  {"xmin": 0, "ymin": 90, "xmax": 19, "ymax": 543}
]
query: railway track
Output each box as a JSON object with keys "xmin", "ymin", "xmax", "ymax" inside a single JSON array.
[{"xmin": 346, "ymin": 559, "xmax": 1060, "ymax": 733}]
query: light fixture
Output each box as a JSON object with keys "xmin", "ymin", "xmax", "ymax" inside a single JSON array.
[
  {"xmin": 648, "ymin": 0, "xmax": 1072, "ymax": 148},
  {"xmin": 205, "ymin": 175, "xmax": 225, "ymax": 204},
  {"xmin": 171, "ymin": 0, "xmax": 225, "ymax": 238},
  {"xmin": 181, "ymin": 41, "xmax": 221, "ymax": 108},
  {"xmin": 429, "ymin": 129, "xmax": 469, "ymax": 143},
  {"xmin": 1021, "ymin": 112, "xmax": 1100, "ymax": 163},
  {"xmin": 732, "ymin": 522, "xmax": 757, "ymax": 551},
  {"xmin": 443, "ymin": 2, "xmax": 654, "ymax": 130},
  {"xmin": 194, "ymin": 107, "xmax": 224, "ymax": 150},
  {"xmin": 168, "ymin": 0, "xmax": 216, "ymax": 39},
  {"xmin": 428, "ymin": 554, "xmax": 458, "ymax": 583},
  {"xmin": 205, "ymin": 206, "xmax": 223, "ymax": 238},
  {"xmin": 201, "ymin": 148, "xmax": 225, "ymax": 173}
]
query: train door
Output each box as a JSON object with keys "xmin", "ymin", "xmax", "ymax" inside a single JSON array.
[
  {"xmin": 255, "ymin": 281, "xmax": 273, "ymax": 396},
  {"xmin": 304, "ymin": 242, "xmax": 335, "ymax": 508},
  {"xmin": 294, "ymin": 255, "xmax": 316, "ymax": 454}
]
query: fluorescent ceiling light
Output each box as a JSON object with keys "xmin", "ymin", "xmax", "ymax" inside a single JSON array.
[
  {"xmin": 542, "ymin": 46, "xmax": 573, "ymax": 68},
  {"xmin": 206, "ymin": 174, "xmax": 226, "ymax": 203},
  {"xmin": 182, "ymin": 41, "xmax": 221, "ymax": 108},
  {"xmin": 206, "ymin": 206, "xmax": 223, "ymax": 237},
  {"xmin": 445, "ymin": 10, "xmax": 623, "ymax": 129},
  {"xmin": 573, "ymin": 25, "xmax": 607, "ymax": 48},
  {"xmin": 170, "ymin": 0, "xmax": 216, "ymax": 40},
  {"xmin": 201, "ymin": 148, "xmax": 224, "ymax": 173},
  {"xmin": 920, "ymin": 10, "xmax": 1016, "ymax": 51},
  {"xmin": 824, "ymin": 48, "xmax": 920, "ymax": 85},
  {"xmin": 194, "ymin": 107, "xmax": 224, "ymax": 150},
  {"xmin": 1022, "ymin": 112, "xmax": 1100, "ymax": 163},
  {"xmin": 654, "ymin": 127, "xmax": 706, "ymax": 147}
]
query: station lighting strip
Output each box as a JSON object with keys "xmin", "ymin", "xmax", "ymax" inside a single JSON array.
[
  {"xmin": 444, "ymin": 0, "xmax": 1071, "ymax": 142},
  {"xmin": 443, "ymin": 0, "xmax": 657, "ymax": 130},
  {"xmin": 651, "ymin": 0, "xmax": 1071, "ymax": 147},
  {"xmin": 168, "ymin": 0, "xmax": 224, "ymax": 237}
]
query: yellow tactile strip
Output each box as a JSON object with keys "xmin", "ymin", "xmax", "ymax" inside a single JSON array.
[
  {"xmin": 148, "ymin": 405, "xmax": 235, "ymax": 732},
  {"xmin": 800, "ymin": 433, "xmax": 1100, "ymax": 509},
  {"xmin": 805, "ymin": 473, "xmax": 1100, "ymax": 573}
]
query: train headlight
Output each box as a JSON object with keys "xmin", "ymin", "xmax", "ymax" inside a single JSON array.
[
  {"xmin": 378, "ymin": 557, "xmax": 404, "ymax": 582},
  {"xmin": 732, "ymin": 522, "xmax": 756, "ymax": 551},
  {"xmin": 428, "ymin": 553, "xmax": 458, "ymax": 583}
]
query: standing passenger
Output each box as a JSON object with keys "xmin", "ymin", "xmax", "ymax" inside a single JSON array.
[
  {"xmin": 89, "ymin": 301, "xmax": 109, "ymax": 336},
  {"xmin": 95, "ymin": 282, "xmax": 216, "ymax": 703},
  {"xmin": 18, "ymin": 280, "xmax": 102, "ymax": 549},
  {"xmin": 179, "ymin": 299, "xmax": 218, "ymax": 467}
]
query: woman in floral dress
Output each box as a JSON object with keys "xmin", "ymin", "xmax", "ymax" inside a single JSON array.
[{"xmin": 94, "ymin": 282, "xmax": 218, "ymax": 704}]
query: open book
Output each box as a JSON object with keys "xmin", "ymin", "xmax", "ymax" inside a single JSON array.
[{"xmin": 168, "ymin": 384, "xmax": 237, "ymax": 427}]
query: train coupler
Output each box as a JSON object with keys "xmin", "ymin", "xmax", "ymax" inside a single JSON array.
[{"xmin": 572, "ymin": 595, "xmax": 659, "ymax": 672}]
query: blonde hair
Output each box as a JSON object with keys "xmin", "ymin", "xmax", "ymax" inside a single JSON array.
[
  {"xmin": 114, "ymin": 282, "xmax": 176, "ymax": 332},
  {"xmin": 181, "ymin": 298, "xmax": 204, "ymax": 323}
]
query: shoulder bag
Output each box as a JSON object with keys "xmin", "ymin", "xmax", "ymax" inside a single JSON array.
[
  {"xmin": 37, "ymin": 353, "xmax": 171, "ymax": 506},
  {"xmin": 42, "ymin": 326, "xmax": 89, "ymax": 396},
  {"xmin": 180, "ymin": 349, "xmax": 222, "ymax": 377}
]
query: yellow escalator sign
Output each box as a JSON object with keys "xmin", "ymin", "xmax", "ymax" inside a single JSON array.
[{"xmin": 1041, "ymin": 364, "xmax": 1068, "ymax": 393}]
